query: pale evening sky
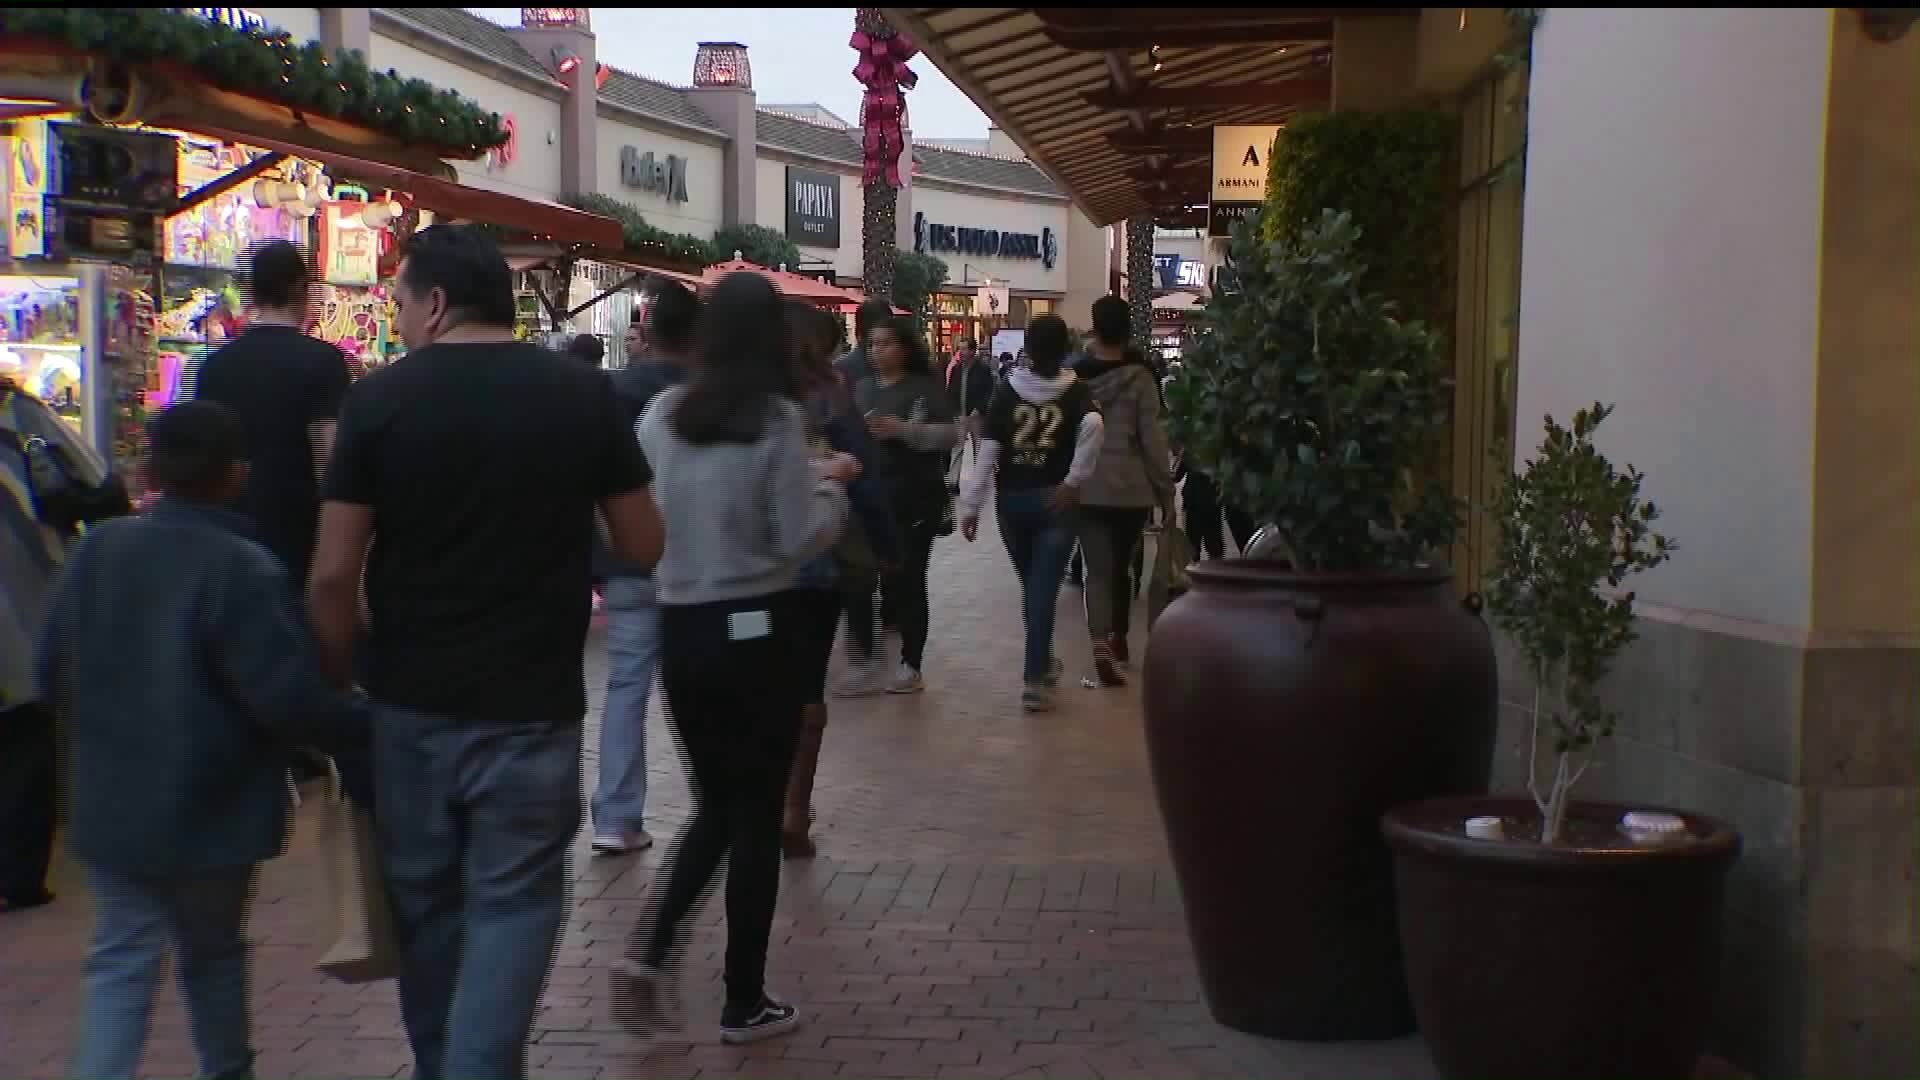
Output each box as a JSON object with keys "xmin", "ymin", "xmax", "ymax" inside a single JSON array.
[{"xmin": 467, "ymin": 8, "xmax": 994, "ymax": 139}]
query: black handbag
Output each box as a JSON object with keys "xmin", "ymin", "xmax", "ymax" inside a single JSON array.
[{"xmin": 1, "ymin": 428, "xmax": 132, "ymax": 533}]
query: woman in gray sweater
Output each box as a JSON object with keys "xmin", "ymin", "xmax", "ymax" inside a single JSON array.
[{"xmin": 612, "ymin": 272, "xmax": 859, "ymax": 1047}]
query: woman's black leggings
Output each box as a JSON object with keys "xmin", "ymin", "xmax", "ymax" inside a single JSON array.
[
  {"xmin": 634, "ymin": 592, "xmax": 803, "ymax": 1010},
  {"xmin": 880, "ymin": 520, "xmax": 939, "ymax": 671}
]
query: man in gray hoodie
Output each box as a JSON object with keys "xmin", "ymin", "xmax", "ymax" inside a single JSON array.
[{"xmin": 1073, "ymin": 296, "xmax": 1174, "ymax": 687}]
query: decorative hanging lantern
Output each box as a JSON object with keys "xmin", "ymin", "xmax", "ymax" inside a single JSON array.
[{"xmin": 693, "ymin": 42, "xmax": 753, "ymax": 89}]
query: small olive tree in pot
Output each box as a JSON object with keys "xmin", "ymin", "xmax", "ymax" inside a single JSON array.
[
  {"xmin": 1383, "ymin": 404, "xmax": 1743, "ymax": 1080},
  {"xmin": 1490, "ymin": 403, "xmax": 1672, "ymax": 842},
  {"xmin": 1143, "ymin": 209, "xmax": 1499, "ymax": 1041}
]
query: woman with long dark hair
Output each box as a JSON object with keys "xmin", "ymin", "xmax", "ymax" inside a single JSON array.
[
  {"xmin": 855, "ymin": 315, "xmax": 960, "ymax": 695},
  {"xmin": 780, "ymin": 302, "xmax": 898, "ymax": 856},
  {"xmin": 956, "ymin": 315, "xmax": 1105, "ymax": 711},
  {"xmin": 612, "ymin": 272, "xmax": 859, "ymax": 1045}
]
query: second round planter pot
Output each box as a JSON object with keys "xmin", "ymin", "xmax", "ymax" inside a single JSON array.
[{"xmin": 1383, "ymin": 796, "xmax": 1742, "ymax": 1080}]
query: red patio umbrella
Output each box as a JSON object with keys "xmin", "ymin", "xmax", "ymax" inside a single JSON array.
[{"xmin": 702, "ymin": 259, "xmax": 858, "ymax": 305}]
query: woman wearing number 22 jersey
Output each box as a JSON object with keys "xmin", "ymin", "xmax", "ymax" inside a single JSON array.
[{"xmin": 956, "ymin": 315, "xmax": 1105, "ymax": 712}]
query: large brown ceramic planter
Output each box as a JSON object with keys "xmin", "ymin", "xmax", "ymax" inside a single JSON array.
[
  {"xmin": 1382, "ymin": 796, "xmax": 1741, "ymax": 1080},
  {"xmin": 1141, "ymin": 563, "xmax": 1497, "ymax": 1040}
]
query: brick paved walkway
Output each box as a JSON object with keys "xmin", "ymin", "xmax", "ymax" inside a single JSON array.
[{"xmin": 0, "ymin": 515, "xmax": 1436, "ymax": 1079}]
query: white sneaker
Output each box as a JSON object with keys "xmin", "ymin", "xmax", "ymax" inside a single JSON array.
[
  {"xmin": 591, "ymin": 829, "xmax": 654, "ymax": 856},
  {"xmin": 886, "ymin": 663, "xmax": 925, "ymax": 694},
  {"xmin": 833, "ymin": 670, "xmax": 888, "ymax": 698},
  {"xmin": 610, "ymin": 959, "xmax": 684, "ymax": 1036}
]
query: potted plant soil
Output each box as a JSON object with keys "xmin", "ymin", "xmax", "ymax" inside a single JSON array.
[
  {"xmin": 1149, "ymin": 210, "xmax": 1498, "ymax": 1041},
  {"xmin": 1382, "ymin": 404, "xmax": 1740, "ymax": 1080}
]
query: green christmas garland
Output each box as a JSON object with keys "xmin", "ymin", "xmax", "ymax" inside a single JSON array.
[
  {"xmin": 0, "ymin": 7, "xmax": 506, "ymax": 156},
  {"xmin": 563, "ymin": 193, "xmax": 719, "ymax": 267}
]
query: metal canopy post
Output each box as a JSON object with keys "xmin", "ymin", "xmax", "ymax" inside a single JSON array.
[{"xmin": 168, "ymin": 152, "xmax": 288, "ymax": 217}]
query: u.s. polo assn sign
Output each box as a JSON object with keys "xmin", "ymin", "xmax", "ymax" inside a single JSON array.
[{"xmin": 912, "ymin": 212, "xmax": 1057, "ymax": 271}]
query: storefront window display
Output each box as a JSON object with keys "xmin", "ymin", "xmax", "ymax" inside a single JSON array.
[
  {"xmin": 154, "ymin": 264, "xmax": 244, "ymax": 408},
  {"xmin": 314, "ymin": 194, "xmax": 399, "ymax": 371},
  {"xmin": 0, "ymin": 275, "xmax": 85, "ymax": 433},
  {"xmin": 929, "ymin": 292, "xmax": 1059, "ymax": 357},
  {"xmin": 166, "ymin": 136, "xmax": 306, "ymax": 271}
]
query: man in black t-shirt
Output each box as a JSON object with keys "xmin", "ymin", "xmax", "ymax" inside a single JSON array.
[
  {"xmin": 191, "ymin": 239, "xmax": 350, "ymax": 592},
  {"xmin": 307, "ymin": 226, "xmax": 663, "ymax": 1080}
]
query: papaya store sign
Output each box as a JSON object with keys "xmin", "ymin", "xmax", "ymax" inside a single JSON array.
[{"xmin": 913, "ymin": 212, "xmax": 1057, "ymax": 271}]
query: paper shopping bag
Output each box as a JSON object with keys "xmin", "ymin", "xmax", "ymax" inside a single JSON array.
[
  {"xmin": 1148, "ymin": 525, "xmax": 1194, "ymax": 629},
  {"xmin": 314, "ymin": 769, "xmax": 401, "ymax": 983}
]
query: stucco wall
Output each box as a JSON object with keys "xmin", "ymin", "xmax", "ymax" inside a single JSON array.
[
  {"xmin": 593, "ymin": 111, "xmax": 725, "ymax": 239},
  {"xmin": 1516, "ymin": 6, "xmax": 1830, "ymax": 631},
  {"xmin": 1510, "ymin": 11, "xmax": 1917, "ymax": 1080},
  {"xmin": 252, "ymin": 7, "xmax": 320, "ymax": 43},
  {"xmin": 365, "ymin": 36, "xmax": 564, "ymax": 204}
]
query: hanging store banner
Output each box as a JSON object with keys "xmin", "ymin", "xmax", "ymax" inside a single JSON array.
[
  {"xmin": 974, "ymin": 283, "xmax": 1010, "ymax": 320},
  {"xmin": 1209, "ymin": 124, "xmax": 1281, "ymax": 238},
  {"xmin": 784, "ymin": 166, "xmax": 841, "ymax": 248}
]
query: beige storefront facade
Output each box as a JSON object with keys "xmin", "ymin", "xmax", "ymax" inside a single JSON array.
[{"xmin": 239, "ymin": 7, "xmax": 1113, "ymax": 349}]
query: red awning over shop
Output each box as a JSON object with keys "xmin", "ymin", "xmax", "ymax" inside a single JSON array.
[{"xmin": 190, "ymin": 126, "xmax": 623, "ymax": 250}]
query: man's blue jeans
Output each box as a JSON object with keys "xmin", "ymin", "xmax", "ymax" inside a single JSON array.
[
  {"xmin": 997, "ymin": 487, "xmax": 1077, "ymax": 684},
  {"xmin": 373, "ymin": 705, "xmax": 582, "ymax": 1080},
  {"xmin": 70, "ymin": 865, "xmax": 257, "ymax": 1080},
  {"xmin": 594, "ymin": 576, "xmax": 659, "ymax": 836}
]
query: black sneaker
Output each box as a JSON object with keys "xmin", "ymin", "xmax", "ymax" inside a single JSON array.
[{"xmin": 720, "ymin": 993, "xmax": 801, "ymax": 1045}]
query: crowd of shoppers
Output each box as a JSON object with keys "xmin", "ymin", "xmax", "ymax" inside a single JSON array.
[{"xmin": 6, "ymin": 222, "xmax": 1240, "ymax": 1076}]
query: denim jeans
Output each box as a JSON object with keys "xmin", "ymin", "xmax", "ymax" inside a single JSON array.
[
  {"xmin": 373, "ymin": 705, "xmax": 583, "ymax": 1080},
  {"xmin": 997, "ymin": 487, "xmax": 1077, "ymax": 684},
  {"xmin": 594, "ymin": 576, "xmax": 659, "ymax": 836},
  {"xmin": 70, "ymin": 865, "xmax": 257, "ymax": 1080}
]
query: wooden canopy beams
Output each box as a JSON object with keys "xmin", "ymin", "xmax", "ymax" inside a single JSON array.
[
  {"xmin": 1084, "ymin": 70, "xmax": 1332, "ymax": 111},
  {"xmin": 1031, "ymin": 7, "xmax": 1409, "ymax": 49},
  {"xmin": 1107, "ymin": 127, "xmax": 1213, "ymax": 155},
  {"xmin": 1044, "ymin": 21, "xmax": 1333, "ymax": 50}
]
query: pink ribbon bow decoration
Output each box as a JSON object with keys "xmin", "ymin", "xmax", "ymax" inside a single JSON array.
[{"xmin": 851, "ymin": 29, "xmax": 920, "ymax": 187}]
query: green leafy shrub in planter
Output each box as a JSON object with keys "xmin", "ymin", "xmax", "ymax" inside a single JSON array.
[
  {"xmin": 1262, "ymin": 110, "xmax": 1455, "ymax": 329},
  {"xmin": 1487, "ymin": 404, "xmax": 1673, "ymax": 843},
  {"xmin": 1165, "ymin": 209, "xmax": 1460, "ymax": 571}
]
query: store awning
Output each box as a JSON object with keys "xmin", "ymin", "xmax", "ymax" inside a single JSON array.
[{"xmin": 194, "ymin": 129, "xmax": 623, "ymax": 250}]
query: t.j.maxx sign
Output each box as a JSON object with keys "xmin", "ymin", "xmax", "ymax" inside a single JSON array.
[{"xmin": 620, "ymin": 146, "xmax": 689, "ymax": 204}]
